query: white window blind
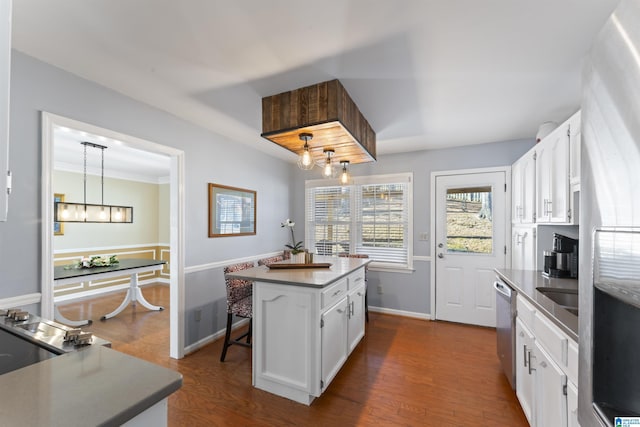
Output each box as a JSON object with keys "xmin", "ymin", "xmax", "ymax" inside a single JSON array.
[{"xmin": 306, "ymin": 173, "xmax": 412, "ymax": 268}]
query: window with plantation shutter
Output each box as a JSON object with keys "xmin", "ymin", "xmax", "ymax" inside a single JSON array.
[{"xmin": 306, "ymin": 173, "xmax": 413, "ymax": 270}]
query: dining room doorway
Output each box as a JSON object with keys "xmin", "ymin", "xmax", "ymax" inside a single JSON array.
[{"xmin": 41, "ymin": 112, "xmax": 186, "ymax": 359}]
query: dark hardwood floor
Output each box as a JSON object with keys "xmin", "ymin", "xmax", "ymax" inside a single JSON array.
[{"xmin": 58, "ymin": 284, "xmax": 528, "ymax": 426}]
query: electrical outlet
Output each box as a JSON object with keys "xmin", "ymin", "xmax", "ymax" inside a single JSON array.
[
  {"xmin": 195, "ymin": 309, "xmax": 201, "ymax": 321},
  {"xmin": 377, "ymin": 285, "xmax": 383, "ymax": 295}
]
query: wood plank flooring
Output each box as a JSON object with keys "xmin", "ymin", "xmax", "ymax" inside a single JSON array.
[{"xmin": 57, "ymin": 284, "xmax": 528, "ymax": 426}]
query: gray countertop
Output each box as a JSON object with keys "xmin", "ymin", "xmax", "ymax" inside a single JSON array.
[
  {"xmin": 0, "ymin": 345, "xmax": 182, "ymax": 427},
  {"xmin": 226, "ymin": 256, "xmax": 371, "ymax": 287},
  {"xmin": 495, "ymin": 268, "xmax": 579, "ymax": 342}
]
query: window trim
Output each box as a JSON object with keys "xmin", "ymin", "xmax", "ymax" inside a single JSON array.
[{"xmin": 305, "ymin": 172, "xmax": 413, "ymax": 271}]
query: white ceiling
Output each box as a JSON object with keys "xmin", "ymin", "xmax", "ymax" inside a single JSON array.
[{"xmin": 12, "ymin": 0, "xmax": 619, "ymax": 168}]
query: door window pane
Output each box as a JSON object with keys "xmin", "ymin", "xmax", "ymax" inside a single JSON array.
[{"xmin": 446, "ymin": 186, "xmax": 493, "ymax": 254}]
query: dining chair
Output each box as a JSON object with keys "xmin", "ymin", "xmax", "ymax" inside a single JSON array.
[
  {"xmin": 221, "ymin": 261, "xmax": 255, "ymax": 362},
  {"xmin": 339, "ymin": 253, "xmax": 370, "ymax": 322},
  {"xmin": 257, "ymin": 255, "xmax": 284, "ymax": 266}
]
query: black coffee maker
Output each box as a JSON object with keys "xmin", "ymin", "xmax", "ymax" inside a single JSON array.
[{"xmin": 543, "ymin": 233, "xmax": 578, "ymax": 278}]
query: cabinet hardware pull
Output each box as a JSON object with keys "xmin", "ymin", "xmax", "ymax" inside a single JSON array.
[
  {"xmin": 332, "ymin": 290, "xmax": 342, "ymax": 297},
  {"xmin": 527, "ymin": 350, "xmax": 536, "ymax": 375}
]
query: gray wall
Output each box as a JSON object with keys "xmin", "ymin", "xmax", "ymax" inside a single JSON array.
[
  {"xmin": 292, "ymin": 140, "xmax": 534, "ymax": 315},
  {"xmin": 0, "ymin": 51, "xmax": 293, "ymax": 345}
]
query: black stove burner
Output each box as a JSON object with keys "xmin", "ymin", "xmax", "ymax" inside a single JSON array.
[{"xmin": 0, "ymin": 329, "xmax": 58, "ymax": 375}]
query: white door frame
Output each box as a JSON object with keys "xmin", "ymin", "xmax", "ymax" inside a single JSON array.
[
  {"xmin": 429, "ymin": 166, "xmax": 512, "ymax": 320},
  {"xmin": 41, "ymin": 112, "xmax": 186, "ymax": 359}
]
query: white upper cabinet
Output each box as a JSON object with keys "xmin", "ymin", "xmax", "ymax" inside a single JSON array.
[
  {"xmin": 568, "ymin": 111, "xmax": 581, "ymax": 192},
  {"xmin": 535, "ymin": 116, "xmax": 572, "ymax": 224},
  {"xmin": 0, "ymin": 0, "xmax": 11, "ymax": 222},
  {"xmin": 512, "ymin": 147, "xmax": 536, "ymax": 224}
]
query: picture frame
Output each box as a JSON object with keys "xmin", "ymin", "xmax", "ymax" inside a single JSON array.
[
  {"xmin": 208, "ymin": 183, "xmax": 256, "ymax": 237},
  {"xmin": 54, "ymin": 193, "xmax": 65, "ymax": 235}
]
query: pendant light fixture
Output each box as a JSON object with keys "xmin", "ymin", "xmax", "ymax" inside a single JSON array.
[
  {"xmin": 54, "ymin": 141, "xmax": 133, "ymax": 223},
  {"xmin": 340, "ymin": 160, "xmax": 351, "ymax": 185},
  {"xmin": 297, "ymin": 133, "xmax": 315, "ymax": 170},
  {"xmin": 322, "ymin": 149, "xmax": 336, "ymax": 178}
]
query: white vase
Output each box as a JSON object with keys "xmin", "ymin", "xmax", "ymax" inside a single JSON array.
[{"xmin": 291, "ymin": 252, "xmax": 306, "ymax": 263}]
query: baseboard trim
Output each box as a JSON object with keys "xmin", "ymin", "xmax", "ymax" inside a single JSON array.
[
  {"xmin": 184, "ymin": 318, "xmax": 250, "ymax": 355},
  {"xmin": 0, "ymin": 293, "xmax": 42, "ymax": 308},
  {"xmin": 368, "ymin": 306, "xmax": 431, "ymax": 320}
]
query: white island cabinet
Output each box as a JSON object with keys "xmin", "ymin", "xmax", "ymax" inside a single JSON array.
[{"xmin": 228, "ymin": 256, "xmax": 369, "ymax": 405}]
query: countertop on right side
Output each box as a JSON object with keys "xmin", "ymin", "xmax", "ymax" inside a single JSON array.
[{"xmin": 495, "ymin": 268, "xmax": 579, "ymax": 342}]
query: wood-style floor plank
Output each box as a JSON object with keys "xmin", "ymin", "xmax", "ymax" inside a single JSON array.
[{"xmin": 58, "ymin": 284, "xmax": 528, "ymax": 426}]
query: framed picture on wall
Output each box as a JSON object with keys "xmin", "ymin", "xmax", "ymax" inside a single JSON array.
[
  {"xmin": 208, "ymin": 183, "xmax": 256, "ymax": 237},
  {"xmin": 54, "ymin": 193, "xmax": 64, "ymax": 236}
]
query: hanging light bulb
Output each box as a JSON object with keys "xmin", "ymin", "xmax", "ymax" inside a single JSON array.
[
  {"xmin": 322, "ymin": 149, "xmax": 336, "ymax": 178},
  {"xmin": 61, "ymin": 204, "xmax": 70, "ymax": 219},
  {"xmin": 297, "ymin": 133, "xmax": 315, "ymax": 170},
  {"xmin": 340, "ymin": 161, "xmax": 351, "ymax": 185},
  {"xmin": 114, "ymin": 208, "xmax": 123, "ymax": 221}
]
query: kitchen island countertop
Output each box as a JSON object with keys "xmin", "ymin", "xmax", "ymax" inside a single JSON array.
[
  {"xmin": 495, "ymin": 268, "xmax": 578, "ymax": 342},
  {"xmin": 226, "ymin": 255, "xmax": 371, "ymax": 287},
  {"xmin": 0, "ymin": 345, "xmax": 182, "ymax": 426}
]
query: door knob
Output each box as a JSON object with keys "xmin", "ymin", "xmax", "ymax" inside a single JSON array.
[{"xmin": 438, "ymin": 253, "xmax": 444, "ymax": 259}]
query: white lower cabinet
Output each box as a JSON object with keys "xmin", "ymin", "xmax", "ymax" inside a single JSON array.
[
  {"xmin": 515, "ymin": 296, "xmax": 579, "ymax": 427},
  {"xmin": 567, "ymin": 380, "xmax": 579, "ymax": 427},
  {"xmin": 534, "ymin": 341, "xmax": 567, "ymax": 427},
  {"xmin": 347, "ymin": 282, "xmax": 366, "ymax": 352},
  {"xmin": 512, "ymin": 225, "xmax": 536, "ymax": 271},
  {"xmin": 516, "ymin": 318, "xmax": 536, "ymax": 425},
  {"xmin": 321, "ymin": 296, "xmax": 349, "ymax": 389}
]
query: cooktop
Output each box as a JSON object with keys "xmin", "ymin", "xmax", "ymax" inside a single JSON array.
[{"xmin": 0, "ymin": 329, "xmax": 58, "ymax": 376}]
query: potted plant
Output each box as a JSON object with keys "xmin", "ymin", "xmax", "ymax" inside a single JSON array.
[{"xmin": 281, "ymin": 219, "xmax": 305, "ymax": 263}]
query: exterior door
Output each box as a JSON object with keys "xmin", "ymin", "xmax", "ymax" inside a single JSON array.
[{"xmin": 434, "ymin": 171, "xmax": 507, "ymax": 327}]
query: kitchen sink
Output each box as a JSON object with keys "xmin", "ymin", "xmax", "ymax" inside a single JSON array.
[{"xmin": 536, "ymin": 287, "xmax": 579, "ymax": 309}]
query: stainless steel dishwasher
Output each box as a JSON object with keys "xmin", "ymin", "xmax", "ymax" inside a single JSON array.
[{"xmin": 494, "ymin": 277, "xmax": 516, "ymax": 389}]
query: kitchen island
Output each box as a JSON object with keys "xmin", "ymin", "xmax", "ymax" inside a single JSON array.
[
  {"xmin": 0, "ymin": 344, "xmax": 182, "ymax": 426},
  {"xmin": 226, "ymin": 256, "xmax": 370, "ymax": 405}
]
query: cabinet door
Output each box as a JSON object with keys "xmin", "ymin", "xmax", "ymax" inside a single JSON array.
[
  {"xmin": 516, "ymin": 318, "xmax": 536, "ymax": 425},
  {"xmin": 347, "ymin": 284, "xmax": 365, "ymax": 353},
  {"xmin": 569, "ymin": 111, "xmax": 581, "ymax": 191},
  {"xmin": 0, "ymin": 0, "xmax": 11, "ymax": 222},
  {"xmin": 567, "ymin": 381, "xmax": 579, "ymax": 427},
  {"xmin": 534, "ymin": 341, "xmax": 568, "ymax": 427},
  {"xmin": 521, "ymin": 152, "xmax": 536, "ymax": 223},
  {"xmin": 512, "ymin": 159, "xmax": 523, "ymax": 224},
  {"xmin": 321, "ymin": 297, "xmax": 349, "ymax": 391},
  {"xmin": 512, "ymin": 226, "xmax": 536, "ymax": 270},
  {"xmin": 512, "ymin": 150, "xmax": 536, "ymax": 224},
  {"xmin": 536, "ymin": 141, "xmax": 552, "ymax": 223},
  {"xmin": 549, "ymin": 131, "xmax": 570, "ymax": 223}
]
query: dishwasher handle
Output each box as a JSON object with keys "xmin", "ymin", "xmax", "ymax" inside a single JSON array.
[{"xmin": 493, "ymin": 280, "xmax": 512, "ymax": 298}]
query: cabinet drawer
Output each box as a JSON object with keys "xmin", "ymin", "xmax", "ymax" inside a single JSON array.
[
  {"xmin": 517, "ymin": 295, "xmax": 536, "ymax": 331},
  {"xmin": 347, "ymin": 269, "xmax": 365, "ymax": 290},
  {"xmin": 566, "ymin": 339, "xmax": 579, "ymax": 385},
  {"xmin": 322, "ymin": 279, "xmax": 348, "ymax": 310},
  {"xmin": 534, "ymin": 311, "xmax": 568, "ymax": 366}
]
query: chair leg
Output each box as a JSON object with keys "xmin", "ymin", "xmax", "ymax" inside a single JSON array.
[
  {"xmin": 246, "ymin": 319, "xmax": 252, "ymax": 344},
  {"xmin": 220, "ymin": 312, "xmax": 233, "ymax": 362}
]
